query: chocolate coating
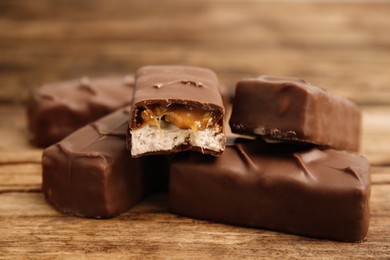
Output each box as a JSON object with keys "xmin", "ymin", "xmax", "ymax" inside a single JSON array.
[
  {"xmin": 42, "ymin": 107, "xmax": 163, "ymax": 218},
  {"xmin": 128, "ymin": 65, "xmax": 225, "ymax": 156},
  {"xmin": 229, "ymin": 76, "xmax": 361, "ymax": 151},
  {"xmin": 169, "ymin": 139, "xmax": 371, "ymax": 242},
  {"xmin": 27, "ymin": 76, "xmax": 134, "ymax": 147},
  {"xmin": 132, "ymin": 65, "xmax": 224, "ymax": 109}
]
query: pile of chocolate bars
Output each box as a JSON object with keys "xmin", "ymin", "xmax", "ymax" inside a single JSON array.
[{"xmin": 27, "ymin": 65, "xmax": 370, "ymax": 242}]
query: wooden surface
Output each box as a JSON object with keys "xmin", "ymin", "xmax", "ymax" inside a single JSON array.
[{"xmin": 1, "ymin": 0, "xmax": 390, "ymax": 258}]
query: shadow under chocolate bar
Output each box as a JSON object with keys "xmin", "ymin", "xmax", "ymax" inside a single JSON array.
[
  {"xmin": 27, "ymin": 75, "xmax": 134, "ymax": 147},
  {"xmin": 42, "ymin": 107, "xmax": 166, "ymax": 218},
  {"xmin": 229, "ymin": 76, "xmax": 361, "ymax": 151},
  {"xmin": 169, "ymin": 138, "xmax": 371, "ymax": 242}
]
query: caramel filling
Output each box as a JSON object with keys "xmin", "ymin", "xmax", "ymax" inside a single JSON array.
[{"xmin": 137, "ymin": 104, "xmax": 217, "ymax": 133}]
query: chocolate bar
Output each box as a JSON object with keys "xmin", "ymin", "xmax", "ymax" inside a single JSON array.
[
  {"xmin": 42, "ymin": 107, "xmax": 164, "ymax": 218},
  {"xmin": 229, "ymin": 76, "xmax": 361, "ymax": 151},
  {"xmin": 169, "ymin": 139, "xmax": 371, "ymax": 242},
  {"xmin": 28, "ymin": 75, "xmax": 134, "ymax": 147},
  {"xmin": 128, "ymin": 65, "xmax": 226, "ymax": 157}
]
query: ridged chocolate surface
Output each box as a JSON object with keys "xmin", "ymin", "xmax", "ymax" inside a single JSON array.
[
  {"xmin": 229, "ymin": 76, "xmax": 361, "ymax": 151},
  {"xmin": 27, "ymin": 75, "xmax": 134, "ymax": 147},
  {"xmin": 169, "ymin": 139, "xmax": 371, "ymax": 242},
  {"xmin": 42, "ymin": 107, "xmax": 163, "ymax": 218}
]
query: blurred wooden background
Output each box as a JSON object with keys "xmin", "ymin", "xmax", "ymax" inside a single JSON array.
[
  {"xmin": 0, "ymin": 0, "xmax": 390, "ymax": 258},
  {"xmin": 1, "ymin": 0, "xmax": 390, "ymax": 104}
]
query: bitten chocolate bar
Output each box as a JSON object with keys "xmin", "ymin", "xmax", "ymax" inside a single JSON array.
[
  {"xmin": 229, "ymin": 76, "xmax": 361, "ymax": 151},
  {"xmin": 27, "ymin": 75, "xmax": 134, "ymax": 147},
  {"xmin": 169, "ymin": 139, "xmax": 371, "ymax": 242},
  {"xmin": 128, "ymin": 65, "xmax": 226, "ymax": 157},
  {"xmin": 42, "ymin": 107, "xmax": 163, "ymax": 218}
]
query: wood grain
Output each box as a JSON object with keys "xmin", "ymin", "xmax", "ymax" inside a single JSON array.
[
  {"xmin": 0, "ymin": 188, "xmax": 389, "ymax": 259},
  {"xmin": 0, "ymin": 0, "xmax": 390, "ymax": 258},
  {"xmin": 0, "ymin": 0, "xmax": 390, "ymax": 104}
]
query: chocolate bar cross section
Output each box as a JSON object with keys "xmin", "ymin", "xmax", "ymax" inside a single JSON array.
[{"xmin": 128, "ymin": 65, "xmax": 226, "ymax": 157}]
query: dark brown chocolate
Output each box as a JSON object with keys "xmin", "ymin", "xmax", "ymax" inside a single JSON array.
[
  {"xmin": 229, "ymin": 76, "xmax": 361, "ymax": 151},
  {"xmin": 169, "ymin": 139, "xmax": 371, "ymax": 242},
  {"xmin": 27, "ymin": 75, "xmax": 134, "ymax": 147},
  {"xmin": 128, "ymin": 65, "xmax": 226, "ymax": 157},
  {"xmin": 42, "ymin": 107, "xmax": 164, "ymax": 218}
]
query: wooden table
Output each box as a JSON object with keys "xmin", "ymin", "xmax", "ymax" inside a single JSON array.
[{"xmin": 1, "ymin": 1, "xmax": 389, "ymax": 258}]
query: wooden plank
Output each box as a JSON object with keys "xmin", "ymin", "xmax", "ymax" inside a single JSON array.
[
  {"xmin": 0, "ymin": 105, "xmax": 42, "ymax": 164},
  {"xmin": 0, "ymin": 1, "xmax": 389, "ymax": 104},
  {"xmin": 1, "ymin": 41, "xmax": 390, "ymax": 105},
  {"xmin": 0, "ymin": 163, "xmax": 41, "ymax": 192},
  {"xmin": 361, "ymin": 106, "xmax": 390, "ymax": 166},
  {"xmin": 372, "ymin": 167, "xmax": 390, "ymax": 185},
  {"xmin": 0, "ymin": 184, "xmax": 389, "ymax": 258},
  {"xmin": 0, "ymin": 150, "xmax": 42, "ymax": 165}
]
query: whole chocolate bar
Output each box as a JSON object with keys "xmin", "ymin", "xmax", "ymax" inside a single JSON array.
[
  {"xmin": 42, "ymin": 107, "xmax": 164, "ymax": 218},
  {"xmin": 27, "ymin": 75, "xmax": 134, "ymax": 147},
  {"xmin": 169, "ymin": 139, "xmax": 371, "ymax": 242},
  {"xmin": 229, "ymin": 76, "xmax": 361, "ymax": 151},
  {"xmin": 128, "ymin": 65, "xmax": 226, "ymax": 157}
]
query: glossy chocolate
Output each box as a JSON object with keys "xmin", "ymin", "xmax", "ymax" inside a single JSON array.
[
  {"xmin": 128, "ymin": 65, "xmax": 226, "ymax": 156},
  {"xmin": 27, "ymin": 75, "xmax": 134, "ymax": 147},
  {"xmin": 229, "ymin": 76, "xmax": 361, "ymax": 151},
  {"xmin": 42, "ymin": 107, "xmax": 164, "ymax": 218},
  {"xmin": 169, "ymin": 139, "xmax": 371, "ymax": 242}
]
